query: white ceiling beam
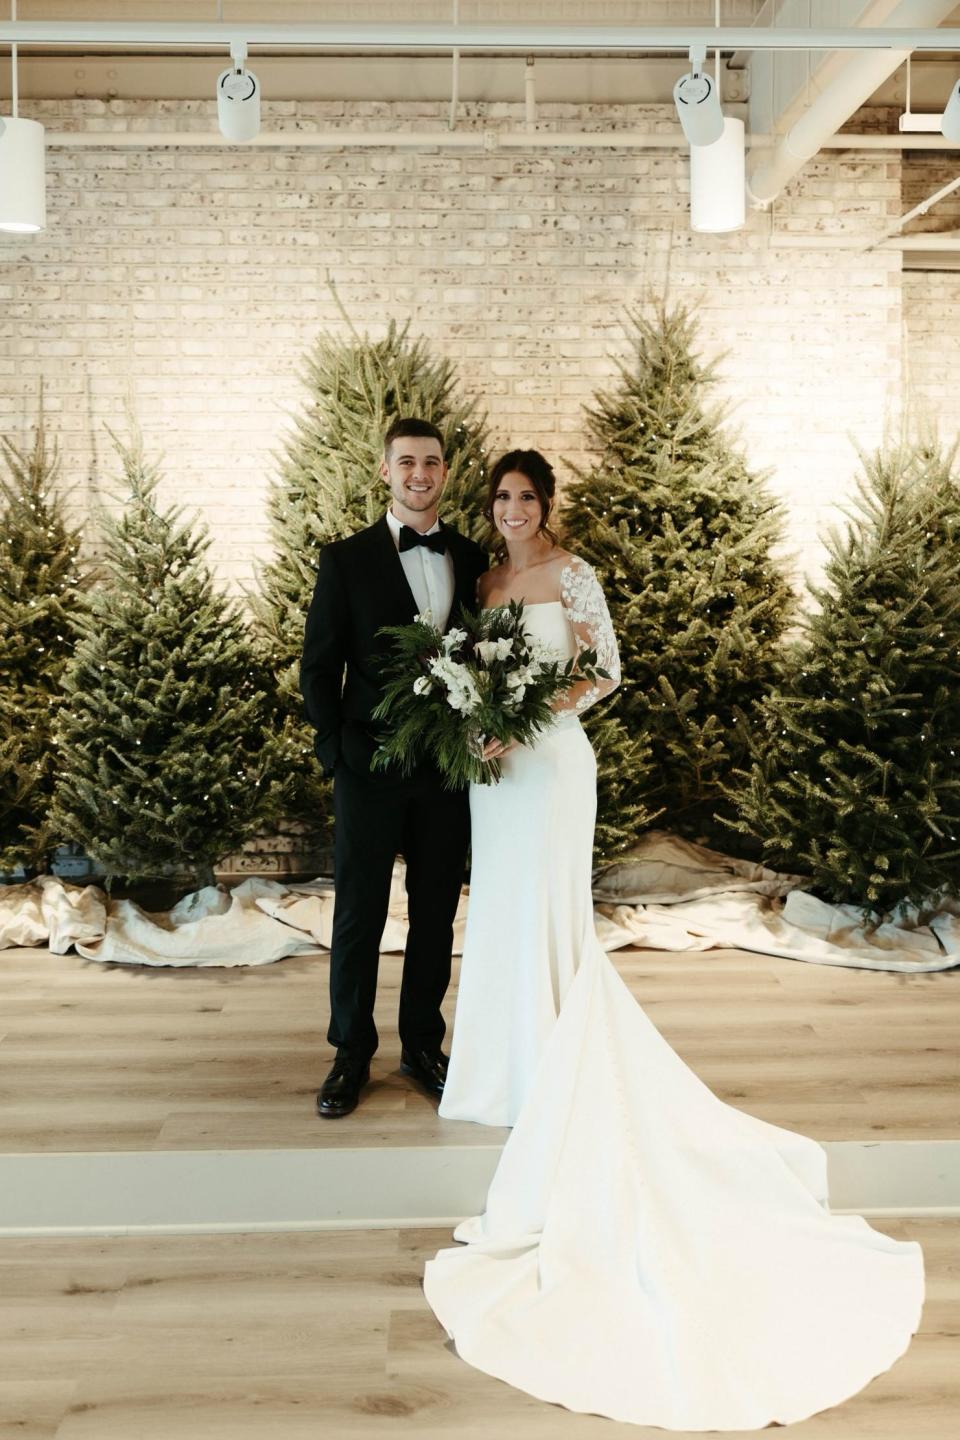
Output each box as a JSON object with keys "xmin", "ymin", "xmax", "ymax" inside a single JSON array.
[
  {"xmin": 0, "ymin": 55, "xmax": 748, "ymax": 105},
  {"xmin": 38, "ymin": 128, "xmax": 959, "ymax": 150},
  {"xmin": 1, "ymin": 23, "xmax": 960, "ymax": 52}
]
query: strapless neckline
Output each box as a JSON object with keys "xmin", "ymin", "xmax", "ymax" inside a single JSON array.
[{"xmin": 482, "ymin": 599, "xmax": 563, "ymax": 611}]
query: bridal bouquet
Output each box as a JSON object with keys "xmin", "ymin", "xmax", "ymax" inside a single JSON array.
[{"xmin": 371, "ymin": 601, "xmax": 608, "ymax": 787}]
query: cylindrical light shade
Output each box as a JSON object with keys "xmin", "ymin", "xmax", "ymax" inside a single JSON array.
[
  {"xmin": 217, "ymin": 68, "xmax": 261, "ymax": 143},
  {"xmin": 0, "ymin": 117, "xmax": 46, "ymax": 233},
  {"xmin": 690, "ymin": 116, "xmax": 745, "ymax": 234}
]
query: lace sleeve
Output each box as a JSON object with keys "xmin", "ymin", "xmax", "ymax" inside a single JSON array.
[{"xmin": 557, "ymin": 557, "xmax": 621, "ymax": 716}]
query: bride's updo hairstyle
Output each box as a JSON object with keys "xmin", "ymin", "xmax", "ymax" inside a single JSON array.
[{"xmin": 484, "ymin": 449, "xmax": 561, "ymax": 561}]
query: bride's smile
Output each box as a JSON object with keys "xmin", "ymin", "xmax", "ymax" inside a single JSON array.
[{"xmin": 492, "ymin": 472, "xmax": 550, "ymax": 556}]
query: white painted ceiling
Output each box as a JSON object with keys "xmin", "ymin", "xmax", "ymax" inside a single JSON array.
[{"xmin": 1, "ymin": 1, "xmax": 958, "ymax": 105}]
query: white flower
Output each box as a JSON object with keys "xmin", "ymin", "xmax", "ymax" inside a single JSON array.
[
  {"xmin": 528, "ymin": 636, "xmax": 561, "ymax": 668},
  {"xmin": 429, "ymin": 656, "xmax": 461, "ymax": 685},
  {"xmin": 429, "ymin": 655, "xmax": 481, "ymax": 714},
  {"xmin": 446, "ymin": 688, "xmax": 480, "ymax": 714},
  {"xmin": 476, "ymin": 636, "xmax": 515, "ymax": 666},
  {"xmin": 413, "ymin": 675, "xmax": 431, "ymax": 696},
  {"xmin": 442, "ymin": 627, "xmax": 468, "ymax": 653},
  {"xmin": 414, "ymin": 609, "xmax": 434, "ymax": 626}
]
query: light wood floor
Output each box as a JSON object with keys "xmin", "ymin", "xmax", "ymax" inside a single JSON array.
[
  {"xmin": 0, "ymin": 944, "xmax": 957, "ymax": 1152},
  {"xmin": 0, "ymin": 1219, "xmax": 956, "ymax": 1440}
]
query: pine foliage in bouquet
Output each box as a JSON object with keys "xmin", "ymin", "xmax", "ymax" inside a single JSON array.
[
  {"xmin": 372, "ymin": 602, "xmax": 607, "ymax": 788},
  {"xmin": 51, "ymin": 429, "xmax": 290, "ymax": 886},
  {"xmin": 562, "ymin": 302, "xmax": 792, "ymax": 849},
  {"xmin": 0, "ymin": 406, "xmax": 85, "ymax": 872},
  {"xmin": 730, "ymin": 440, "xmax": 960, "ymax": 915},
  {"xmin": 251, "ymin": 316, "xmax": 491, "ymax": 827}
]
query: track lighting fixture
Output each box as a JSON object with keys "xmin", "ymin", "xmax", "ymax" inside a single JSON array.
[
  {"xmin": 217, "ymin": 39, "xmax": 260, "ymax": 143},
  {"xmin": 673, "ymin": 45, "xmax": 725, "ymax": 148}
]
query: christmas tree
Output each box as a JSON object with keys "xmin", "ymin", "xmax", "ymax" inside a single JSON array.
[
  {"xmin": 562, "ymin": 302, "xmax": 793, "ymax": 850},
  {"xmin": 589, "ymin": 712, "xmax": 660, "ymax": 863},
  {"xmin": 52, "ymin": 429, "xmax": 288, "ymax": 886},
  {"xmin": 0, "ymin": 408, "xmax": 84, "ymax": 872},
  {"xmin": 252, "ymin": 317, "xmax": 490, "ymax": 825},
  {"xmin": 732, "ymin": 441, "xmax": 960, "ymax": 915}
]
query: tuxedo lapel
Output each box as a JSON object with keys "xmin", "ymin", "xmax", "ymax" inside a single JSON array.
[
  {"xmin": 364, "ymin": 516, "xmax": 482, "ymax": 630},
  {"xmin": 444, "ymin": 526, "xmax": 482, "ymax": 625},
  {"xmin": 370, "ymin": 515, "xmax": 419, "ymax": 623}
]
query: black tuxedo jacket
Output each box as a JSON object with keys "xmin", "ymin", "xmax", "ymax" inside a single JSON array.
[{"xmin": 300, "ymin": 515, "xmax": 488, "ymax": 779}]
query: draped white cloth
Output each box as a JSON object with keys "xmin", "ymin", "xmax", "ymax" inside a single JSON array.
[
  {"xmin": 593, "ymin": 833, "xmax": 960, "ymax": 973},
  {"xmin": 424, "ymin": 599, "xmax": 925, "ymax": 1432},
  {"xmin": 2, "ymin": 837, "xmax": 958, "ymax": 972},
  {"xmin": 0, "ymin": 875, "xmax": 319, "ymax": 966}
]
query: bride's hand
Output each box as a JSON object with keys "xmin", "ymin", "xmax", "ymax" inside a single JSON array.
[{"xmin": 482, "ymin": 737, "xmax": 516, "ymax": 762}]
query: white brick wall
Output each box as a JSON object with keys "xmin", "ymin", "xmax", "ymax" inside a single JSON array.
[
  {"xmin": 0, "ymin": 98, "xmax": 953, "ymax": 596},
  {"xmin": 901, "ymin": 155, "xmax": 960, "ymax": 453}
]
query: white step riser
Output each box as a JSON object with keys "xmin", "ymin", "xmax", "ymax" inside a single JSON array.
[{"xmin": 1, "ymin": 1140, "xmax": 958, "ymax": 1237}]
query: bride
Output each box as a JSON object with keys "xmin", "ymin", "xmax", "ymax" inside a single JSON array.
[
  {"xmin": 439, "ymin": 448, "xmax": 619, "ymax": 1127},
  {"xmin": 427, "ymin": 449, "xmax": 924, "ymax": 1432}
]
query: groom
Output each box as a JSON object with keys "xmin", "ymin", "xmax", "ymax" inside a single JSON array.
[{"xmin": 300, "ymin": 417, "xmax": 488, "ymax": 1118}]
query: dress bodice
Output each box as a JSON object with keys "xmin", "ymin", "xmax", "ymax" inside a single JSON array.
[
  {"xmin": 483, "ymin": 558, "xmax": 620, "ymax": 718},
  {"xmin": 520, "ymin": 601, "xmax": 578, "ymax": 664}
]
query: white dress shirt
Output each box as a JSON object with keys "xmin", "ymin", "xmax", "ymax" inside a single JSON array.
[{"xmin": 385, "ymin": 508, "xmax": 455, "ymax": 627}]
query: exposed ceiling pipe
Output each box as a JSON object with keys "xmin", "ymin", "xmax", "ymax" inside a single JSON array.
[
  {"xmin": 747, "ymin": 0, "xmax": 959, "ymax": 207},
  {"xmin": 42, "ymin": 128, "xmax": 960, "ymax": 151},
  {"xmin": 773, "ymin": 230, "xmax": 960, "ymax": 248},
  {"xmin": 890, "ymin": 231, "xmax": 960, "ymax": 245},
  {"xmin": 448, "ymin": 0, "xmax": 459, "ymax": 132},
  {"xmin": 737, "ymin": 1, "xmax": 917, "ymax": 101}
]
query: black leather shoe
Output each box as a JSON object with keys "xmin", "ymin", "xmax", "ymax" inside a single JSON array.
[
  {"xmin": 316, "ymin": 1055, "xmax": 371, "ymax": 1119},
  {"xmin": 400, "ymin": 1048, "xmax": 449, "ymax": 1098}
]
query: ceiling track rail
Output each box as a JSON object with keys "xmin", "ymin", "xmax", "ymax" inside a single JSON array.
[{"xmin": 1, "ymin": 24, "xmax": 960, "ymax": 54}]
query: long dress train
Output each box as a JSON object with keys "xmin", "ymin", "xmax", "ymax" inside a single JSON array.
[{"xmin": 427, "ymin": 563, "xmax": 924, "ymax": 1432}]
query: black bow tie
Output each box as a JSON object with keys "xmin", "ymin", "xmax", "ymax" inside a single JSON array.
[{"xmin": 399, "ymin": 525, "xmax": 446, "ymax": 556}]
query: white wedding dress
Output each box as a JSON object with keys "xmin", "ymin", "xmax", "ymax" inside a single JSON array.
[{"xmin": 428, "ymin": 558, "xmax": 924, "ymax": 1432}]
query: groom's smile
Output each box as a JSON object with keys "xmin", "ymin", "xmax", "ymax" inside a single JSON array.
[{"xmin": 381, "ymin": 434, "xmax": 448, "ymax": 530}]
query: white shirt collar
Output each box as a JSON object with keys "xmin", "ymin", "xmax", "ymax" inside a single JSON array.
[{"xmin": 385, "ymin": 508, "xmax": 442, "ymax": 548}]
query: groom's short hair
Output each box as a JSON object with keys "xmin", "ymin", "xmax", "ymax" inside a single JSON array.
[{"xmin": 384, "ymin": 416, "xmax": 444, "ymax": 456}]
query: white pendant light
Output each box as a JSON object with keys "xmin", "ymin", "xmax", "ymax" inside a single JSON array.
[
  {"xmin": 0, "ymin": 3, "xmax": 46, "ymax": 234},
  {"xmin": 690, "ymin": 116, "xmax": 745, "ymax": 234},
  {"xmin": 0, "ymin": 117, "xmax": 46, "ymax": 233}
]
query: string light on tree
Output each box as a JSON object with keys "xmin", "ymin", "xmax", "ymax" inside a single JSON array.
[
  {"xmin": 562, "ymin": 300, "xmax": 791, "ymax": 853},
  {"xmin": 250, "ymin": 313, "xmax": 490, "ymax": 839},
  {"xmin": 732, "ymin": 439, "xmax": 960, "ymax": 915},
  {"xmin": 51, "ymin": 426, "xmax": 289, "ymax": 888},
  {"xmin": 0, "ymin": 402, "xmax": 85, "ymax": 874}
]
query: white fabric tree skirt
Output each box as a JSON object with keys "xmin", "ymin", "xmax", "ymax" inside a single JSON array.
[{"xmin": 0, "ymin": 832, "xmax": 957, "ymax": 972}]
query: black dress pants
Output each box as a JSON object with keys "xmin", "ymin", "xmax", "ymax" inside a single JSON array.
[{"xmin": 328, "ymin": 762, "xmax": 471, "ymax": 1061}]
